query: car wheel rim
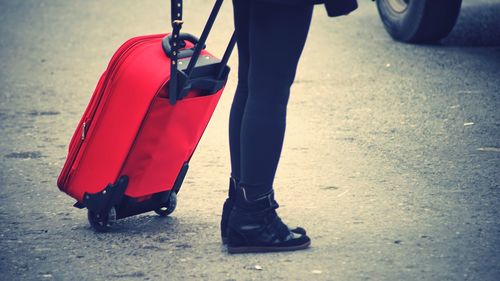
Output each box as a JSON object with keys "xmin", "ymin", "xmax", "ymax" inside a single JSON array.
[{"xmin": 387, "ymin": 0, "xmax": 409, "ymax": 13}]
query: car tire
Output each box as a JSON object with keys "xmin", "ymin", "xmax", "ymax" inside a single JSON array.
[{"xmin": 376, "ymin": 0, "xmax": 462, "ymax": 43}]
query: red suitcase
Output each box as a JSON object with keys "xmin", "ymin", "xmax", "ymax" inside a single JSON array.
[{"xmin": 57, "ymin": 0, "xmax": 234, "ymax": 231}]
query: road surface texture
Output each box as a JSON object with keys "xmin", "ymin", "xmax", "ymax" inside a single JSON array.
[{"xmin": 0, "ymin": 0, "xmax": 499, "ymax": 280}]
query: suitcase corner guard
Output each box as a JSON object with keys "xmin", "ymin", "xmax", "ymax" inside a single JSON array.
[{"xmin": 79, "ymin": 176, "xmax": 129, "ymax": 215}]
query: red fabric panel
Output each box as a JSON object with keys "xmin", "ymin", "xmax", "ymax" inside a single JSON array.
[
  {"xmin": 122, "ymin": 88, "xmax": 222, "ymax": 197},
  {"xmin": 64, "ymin": 36, "xmax": 170, "ymax": 201}
]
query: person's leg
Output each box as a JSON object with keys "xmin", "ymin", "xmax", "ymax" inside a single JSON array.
[
  {"xmin": 228, "ymin": 0, "xmax": 251, "ymax": 182},
  {"xmin": 221, "ymin": 0, "xmax": 251, "ymax": 243},
  {"xmin": 239, "ymin": 1, "xmax": 314, "ymax": 199},
  {"xmin": 227, "ymin": 1, "xmax": 314, "ymax": 253},
  {"xmin": 222, "ymin": 0, "xmax": 309, "ymax": 244}
]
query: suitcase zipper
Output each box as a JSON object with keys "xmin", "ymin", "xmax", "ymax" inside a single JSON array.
[
  {"xmin": 81, "ymin": 122, "xmax": 87, "ymax": 140},
  {"xmin": 59, "ymin": 35, "xmax": 165, "ymax": 190}
]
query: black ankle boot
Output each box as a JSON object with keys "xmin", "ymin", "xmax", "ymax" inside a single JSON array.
[
  {"xmin": 220, "ymin": 178, "xmax": 306, "ymax": 244},
  {"xmin": 220, "ymin": 177, "xmax": 238, "ymax": 244},
  {"xmin": 226, "ymin": 185, "xmax": 311, "ymax": 254}
]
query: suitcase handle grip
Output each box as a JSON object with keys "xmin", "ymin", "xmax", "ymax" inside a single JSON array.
[{"xmin": 162, "ymin": 33, "xmax": 206, "ymax": 59}]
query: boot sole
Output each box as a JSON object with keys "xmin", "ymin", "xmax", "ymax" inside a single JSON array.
[
  {"xmin": 222, "ymin": 228, "xmax": 306, "ymax": 245},
  {"xmin": 227, "ymin": 240, "xmax": 311, "ymax": 254}
]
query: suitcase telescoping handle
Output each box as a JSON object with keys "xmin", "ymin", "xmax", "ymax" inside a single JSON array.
[{"xmin": 163, "ymin": 0, "xmax": 236, "ymax": 105}]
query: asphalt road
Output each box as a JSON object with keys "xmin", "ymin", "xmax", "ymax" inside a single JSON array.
[{"xmin": 0, "ymin": 1, "xmax": 499, "ymax": 280}]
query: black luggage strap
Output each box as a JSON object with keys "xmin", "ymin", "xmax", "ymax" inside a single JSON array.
[
  {"xmin": 183, "ymin": 0, "xmax": 224, "ymax": 83},
  {"xmin": 169, "ymin": 0, "xmax": 183, "ymax": 105}
]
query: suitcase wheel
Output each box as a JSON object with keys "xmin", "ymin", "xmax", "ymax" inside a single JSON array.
[
  {"xmin": 154, "ymin": 192, "xmax": 177, "ymax": 217},
  {"xmin": 88, "ymin": 206, "xmax": 117, "ymax": 232}
]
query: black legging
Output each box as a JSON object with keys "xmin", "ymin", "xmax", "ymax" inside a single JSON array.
[{"xmin": 229, "ymin": 0, "xmax": 313, "ymax": 199}]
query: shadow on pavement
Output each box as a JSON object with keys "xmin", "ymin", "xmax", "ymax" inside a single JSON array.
[
  {"xmin": 101, "ymin": 215, "xmax": 182, "ymax": 235},
  {"xmin": 442, "ymin": 2, "xmax": 500, "ymax": 47}
]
